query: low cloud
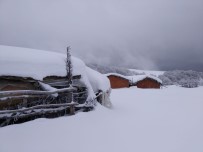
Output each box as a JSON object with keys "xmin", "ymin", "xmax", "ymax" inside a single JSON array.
[{"xmin": 0, "ymin": 0, "xmax": 203, "ymax": 71}]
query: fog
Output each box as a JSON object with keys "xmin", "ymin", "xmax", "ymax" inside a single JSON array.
[{"xmin": 0, "ymin": 0, "xmax": 203, "ymax": 71}]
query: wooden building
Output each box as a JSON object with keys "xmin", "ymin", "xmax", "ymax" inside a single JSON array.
[
  {"xmin": 0, "ymin": 45, "xmax": 112, "ymax": 127},
  {"xmin": 106, "ymin": 74, "xmax": 130, "ymax": 89},
  {"xmin": 0, "ymin": 75, "xmax": 87, "ymax": 127},
  {"xmin": 131, "ymin": 75, "xmax": 162, "ymax": 89},
  {"xmin": 0, "ymin": 76, "xmax": 38, "ymax": 91}
]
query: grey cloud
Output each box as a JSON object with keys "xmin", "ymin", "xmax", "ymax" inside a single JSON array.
[{"xmin": 0, "ymin": 0, "xmax": 203, "ymax": 71}]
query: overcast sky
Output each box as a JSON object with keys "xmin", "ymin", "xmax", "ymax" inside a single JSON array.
[{"xmin": 0, "ymin": 0, "xmax": 203, "ymax": 71}]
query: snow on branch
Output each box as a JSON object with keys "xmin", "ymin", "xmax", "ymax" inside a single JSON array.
[
  {"xmin": 0, "ymin": 103, "xmax": 78, "ymax": 115},
  {"xmin": 39, "ymin": 82, "xmax": 58, "ymax": 97},
  {"xmin": 0, "ymin": 94, "xmax": 47, "ymax": 102},
  {"xmin": 0, "ymin": 87, "xmax": 76, "ymax": 97}
]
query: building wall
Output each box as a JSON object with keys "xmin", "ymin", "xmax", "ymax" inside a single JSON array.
[
  {"xmin": 108, "ymin": 76, "xmax": 129, "ymax": 89},
  {"xmin": 1, "ymin": 85, "xmax": 29, "ymax": 91},
  {"xmin": 0, "ymin": 77, "xmax": 36, "ymax": 91},
  {"xmin": 0, "ymin": 77, "xmax": 38, "ymax": 110},
  {"xmin": 136, "ymin": 78, "xmax": 160, "ymax": 89}
]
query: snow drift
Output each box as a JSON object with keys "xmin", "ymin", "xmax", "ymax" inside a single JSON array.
[{"xmin": 0, "ymin": 86, "xmax": 203, "ymax": 152}]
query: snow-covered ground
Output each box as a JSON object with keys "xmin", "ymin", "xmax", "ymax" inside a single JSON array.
[{"xmin": 0, "ymin": 86, "xmax": 203, "ymax": 152}]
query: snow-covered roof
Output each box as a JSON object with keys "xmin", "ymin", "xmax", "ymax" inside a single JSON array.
[
  {"xmin": 105, "ymin": 73, "xmax": 129, "ymax": 80},
  {"xmin": 0, "ymin": 45, "xmax": 111, "ymax": 102},
  {"xmin": 127, "ymin": 75, "xmax": 162, "ymax": 84},
  {"xmin": 0, "ymin": 45, "xmax": 67, "ymax": 80},
  {"xmin": 105, "ymin": 72, "xmax": 162, "ymax": 84}
]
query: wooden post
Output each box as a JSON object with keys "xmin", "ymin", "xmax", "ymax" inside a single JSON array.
[{"xmin": 69, "ymin": 104, "xmax": 75, "ymax": 115}]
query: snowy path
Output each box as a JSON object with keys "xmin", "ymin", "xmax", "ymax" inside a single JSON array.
[{"xmin": 0, "ymin": 86, "xmax": 203, "ymax": 152}]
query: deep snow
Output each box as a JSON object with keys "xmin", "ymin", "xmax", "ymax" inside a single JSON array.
[{"xmin": 0, "ymin": 86, "xmax": 203, "ymax": 152}]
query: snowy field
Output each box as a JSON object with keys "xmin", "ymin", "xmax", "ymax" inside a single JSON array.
[{"xmin": 0, "ymin": 86, "xmax": 203, "ymax": 152}]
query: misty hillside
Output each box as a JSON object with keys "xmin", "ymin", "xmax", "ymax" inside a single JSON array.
[
  {"xmin": 159, "ymin": 70, "xmax": 203, "ymax": 88},
  {"xmin": 87, "ymin": 63, "xmax": 139, "ymax": 76},
  {"xmin": 88, "ymin": 63, "xmax": 203, "ymax": 88}
]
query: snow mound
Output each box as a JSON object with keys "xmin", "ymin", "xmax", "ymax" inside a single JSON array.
[
  {"xmin": 87, "ymin": 68, "xmax": 111, "ymax": 107},
  {"xmin": 86, "ymin": 67, "xmax": 110, "ymax": 93}
]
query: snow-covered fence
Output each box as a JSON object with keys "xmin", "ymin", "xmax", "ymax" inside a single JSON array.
[
  {"xmin": 0, "ymin": 103, "xmax": 78, "ymax": 127},
  {"xmin": 0, "ymin": 85, "xmax": 85, "ymax": 127},
  {"xmin": 0, "ymin": 45, "xmax": 112, "ymax": 127},
  {"xmin": 0, "ymin": 87, "xmax": 76, "ymax": 99}
]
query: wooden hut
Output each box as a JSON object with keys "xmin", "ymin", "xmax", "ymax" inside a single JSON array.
[
  {"xmin": 0, "ymin": 45, "xmax": 112, "ymax": 127},
  {"xmin": 131, "ymin": 75, "xmax": 162, "ymax": 89},
  {"xmin": 106, "ymin": 74, "xmax": 130, "ymax": 89}
]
